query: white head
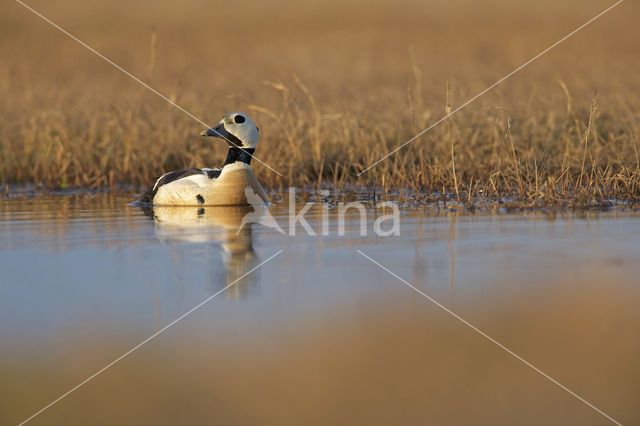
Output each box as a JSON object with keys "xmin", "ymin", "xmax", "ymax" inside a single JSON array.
[{"xmin": 200, "ymin": 112, "xmax": 260, "ymax": 149}]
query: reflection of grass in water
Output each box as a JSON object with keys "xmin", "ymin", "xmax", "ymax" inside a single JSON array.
[{"xmin": 1, "ymin": 0, "xmax": 639, "ymax": 205}]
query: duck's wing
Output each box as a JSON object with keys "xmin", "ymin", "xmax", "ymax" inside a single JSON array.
[
  {"xmin": 201, "ymin": 168, "xmax": 222, "ymax": 179},
  {"xmin": 139, "ymin": 168, "xmax": 221, "ymax": 204}
]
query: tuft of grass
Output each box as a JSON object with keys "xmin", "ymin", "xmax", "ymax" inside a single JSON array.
[{"xmin": 1, "ymin": 0, "xmax": 639, "ymax": 206}]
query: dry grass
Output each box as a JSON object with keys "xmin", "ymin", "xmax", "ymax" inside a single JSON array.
[{"xmin": 1, "ymin": 0, "xmax": 639, "ymax": 206}]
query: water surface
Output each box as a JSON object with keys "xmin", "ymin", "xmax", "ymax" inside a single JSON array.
[{"xmin": 1, "ymin": 192, "xmax": 639, "ymax": 425}]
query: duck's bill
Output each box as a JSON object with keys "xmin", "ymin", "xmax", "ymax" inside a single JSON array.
[{"xmin": 200, "ymin": 123, "xmax": 230, "ymax": 139}]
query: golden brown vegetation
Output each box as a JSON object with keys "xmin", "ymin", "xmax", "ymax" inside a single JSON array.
[{"xmin": 1, "ymin": 0, "xmax": 639, "ymax": 205}]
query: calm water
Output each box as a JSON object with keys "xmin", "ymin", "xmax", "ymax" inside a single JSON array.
[{"xmin": 1, "ymin": 192, "xmax": 639, "ymax": 425}]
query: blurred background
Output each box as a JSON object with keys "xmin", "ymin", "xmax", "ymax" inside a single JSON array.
[{"xmin": 1, "ymin": 0, "xmax": 638, "ymax": 192}]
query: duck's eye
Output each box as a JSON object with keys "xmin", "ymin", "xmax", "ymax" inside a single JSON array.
[{"xmin": 234, "ymin": 115, "xmax": 245, "ymax": 124}]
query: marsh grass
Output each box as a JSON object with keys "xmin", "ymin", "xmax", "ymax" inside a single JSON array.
[{"xmin": 1, "ymin": 0, "xmax": 639, "ymax": 206}]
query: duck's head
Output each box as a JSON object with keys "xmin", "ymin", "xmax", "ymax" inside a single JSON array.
[{"xmin": 200, "ymin": 112, "xmax": 259, "ymax": 149}]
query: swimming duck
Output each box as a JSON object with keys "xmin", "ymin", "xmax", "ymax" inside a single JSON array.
[{"xmin": 140, "ymin": 112, "xmax": 268, "ymax": 206}]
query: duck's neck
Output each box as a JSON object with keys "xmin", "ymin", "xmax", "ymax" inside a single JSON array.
[{"xmin": 223, "ymin": 147, "xmax": 255, "ymax": 167}]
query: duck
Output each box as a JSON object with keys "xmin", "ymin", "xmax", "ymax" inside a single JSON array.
[{"xmin": 140, "ymin": 112, "xmax": 269, "ymax": 206}]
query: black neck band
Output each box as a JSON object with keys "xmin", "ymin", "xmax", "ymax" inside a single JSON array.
[{"xmin": 224, "ymin": 147, "xmax": 255, "ymax": 166}]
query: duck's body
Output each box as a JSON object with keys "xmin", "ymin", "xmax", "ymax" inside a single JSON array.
[
  {"xmin": 140, "ymin": 112, "xmax": 268, "ymax": 206},
  {"xmin": 143, "ymin": 162, "xmax": 267, "ymax": 206}
]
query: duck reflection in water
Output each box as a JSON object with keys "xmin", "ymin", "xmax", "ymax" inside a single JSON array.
[{"xmin": 141, "ymin": 204, "xmax": 259, "ymax": 299}]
